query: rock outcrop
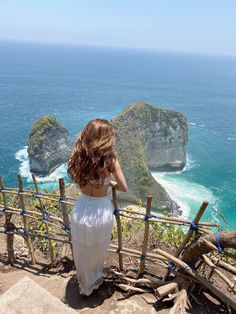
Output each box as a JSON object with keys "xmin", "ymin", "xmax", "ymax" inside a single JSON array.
[
  {"xmin": 112, "ymin": 101, "xmax": 188, "ymax": 210},
  {"xmin": 27, "ymin": 116, "xmax": 73, "ymax": 177}
]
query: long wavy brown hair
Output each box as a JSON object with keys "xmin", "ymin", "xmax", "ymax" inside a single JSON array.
[{"xmin": 67, "ymin": 119, "xmax": 116, "ymax": 187}]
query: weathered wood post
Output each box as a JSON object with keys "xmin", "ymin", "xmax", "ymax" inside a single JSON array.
[
  {"xmin": 164, "ymin": 201, "xmax": 208, "ymax": 280},
  {"xmin": 32, "ymin": 173, "xmax": 54, "ymax": 266},
  {"xmin": 138, "ymin": 195, "xmax": 152, "ymax": 277},
  {"xmin": 59, "ymin": 178, "xmax": 73, "ymax": 258},
  {"xmin": 0, "ymin": 177, "xmax": 15, "ymax": 265},
  {"xmin": 112, "ymin": 187, "xmax": 123, "ymax": 271},
  {"xmin": 18, "ymin": 174, "xmax": 36, "ymax": 264}
]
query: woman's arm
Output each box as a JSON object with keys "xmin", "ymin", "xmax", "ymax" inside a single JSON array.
[{"xmin": 111, "ymin": 158, "xmax": 128, "ymax": 192}]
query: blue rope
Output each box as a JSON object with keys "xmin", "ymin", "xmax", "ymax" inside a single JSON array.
[
  {"xmin": 216, "ymin": 231, "xmax": 224, "ymax": 254},
  {"xmin": 167, "ymin": 261, "xmax": 175, "ymax": 271},
  {"xmin": 140, "ymin": 254, "xmax": 146, "ymax": 261},
  {"xmin": 63, "ymin": 225, "xmax": 71, "ymax": 233},
  {"xmin": 23, "ymin": 228, "xmax": 29, "ymax": 236},
  {"xmin": 113, "ymin": 208, "xmax": 120, "ymax": 216},
  {"xmin": 20, "ymin": 210, "xmax": 28, "ymax": 216},
  {"xmin": 144, "ymin": 215, "xmax": 150, "ymax": 222},
  {"xmin": 42, "ymin": 210, "xmax": 50, "ymax": 222},
  {"xmin": 31, "ymin": 192, "xmax": 41, "ymax": 199},
  {"xmin": 58, "ymin": 197, "xmax": 63, "ymax": 204},
  {"xmin": 4, "ymin": 226, "xmax": 12, "ymax": 234},
  {"xmin": 190, "ymin": 220, "xmax": 198, "ymax": 231}
]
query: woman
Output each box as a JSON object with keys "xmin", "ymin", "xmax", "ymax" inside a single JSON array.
[{"xmin": 67, "ymin": 119, "xmax": 127, "ymax": 296}]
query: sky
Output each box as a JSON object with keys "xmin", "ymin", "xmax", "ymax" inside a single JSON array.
[{"xmin": 0, "ymin": 0, "xmax": 236, "ymax": 55}]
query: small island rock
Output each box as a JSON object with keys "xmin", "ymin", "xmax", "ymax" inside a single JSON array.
[{"xmin": 27, "ymin": 115, "xmax": 73, "ymax": 177}]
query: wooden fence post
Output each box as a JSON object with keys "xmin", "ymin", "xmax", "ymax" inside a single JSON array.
[
  {"xmin": 59, "ymin": 178, "xmax": 73, "ymax": 258},
  {"xmin": 0, "ymin": 177, "xmax": 15, "ymax": 265},
  {"xmin": 32, "ymin": 173, "xmax": 54, "ymax": 266},
  {"xmin": 112, "ymin": 187, "xmax": 123, "ymax": 272},
  {"xmin": 138, "ymin": 195, "xmax": 152, "ymax": 277},
  {"xmin": 17, "ymin": 174, "xmax": 36, "ymax": 264},
  {"xmin": 164, "ymin": 201, "xmax": 209, "ymax": 280}
]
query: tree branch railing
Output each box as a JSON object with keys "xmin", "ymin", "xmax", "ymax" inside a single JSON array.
[{"xmin": 0, "ymin": 174, "xmax": 235, "ymax": 312}]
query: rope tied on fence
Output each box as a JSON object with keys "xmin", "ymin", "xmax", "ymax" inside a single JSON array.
[
  {"xmin": 2, "ymin": 207, "xmax": 10, "ymax": 213},
  {"xmin": 31, "ymin": 192, "xmax": 41, "ymax": 199},
  {"xmin": 20, "ymin": 209, "xmax": 28, "ymax": 216},
  {"xmin": 23, "ymin": 228, "xmax": 30, "ymax": 236},
  {"xmin": 58, "ymin": 197, "xmax": 63, "ymax": 204},
  {"xmin": 167, "ymin": 261, "xmax": 176, "ymax": 271},
  {"xmin": 216, "ymin": 231, "xmax": 224, "ymax": 254},
  {"xmin": 4, "ymin": 222, "xmax": 15, "ymax": 234},
  {"xmin": 63, "ymin": 225, "xmax": 71, "ymax": 233},
  {"xmin": 0, "ymin": 186, "xmax": 5, "ymax": 192},
  {"xmin": 190, "ymin": 220, "xmax": 198, "ymax": 231},
  {"xmin": 140, "ymin": 254, "xmax": 146, "ymax": 261},
  {"xmin": 113, "ymin": 208, "xmax": 120, "ymax": 216},
  {"xmin": 144, "ymin": 214, "xmax": 151, "ymax": 221}
]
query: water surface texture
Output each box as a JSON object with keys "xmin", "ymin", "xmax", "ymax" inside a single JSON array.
[{"xmin": 0, "ymin": 41, "xmax": 235, "ymax": 228}]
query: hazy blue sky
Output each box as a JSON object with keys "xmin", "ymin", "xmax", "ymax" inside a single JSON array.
[{"xmin": 0, "ymin": 0, "xmax": 236, "ymax": 55}]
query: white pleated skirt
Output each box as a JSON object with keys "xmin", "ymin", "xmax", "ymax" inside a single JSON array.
[{"xmin": 71, "ymin": 192, "xmax": 114, "ymax": 296}]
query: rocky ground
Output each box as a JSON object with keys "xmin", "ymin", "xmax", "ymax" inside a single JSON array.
[{"xmin": 0, "ymin": 221, "xmax": 233, "ymax": 313}]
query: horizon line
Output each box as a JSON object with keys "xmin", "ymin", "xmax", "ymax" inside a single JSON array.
[{"xmin": 1, "ymin": 37, "xmax": 236, "ymax": 59}]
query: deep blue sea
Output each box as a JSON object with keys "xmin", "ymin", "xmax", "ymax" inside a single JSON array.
[{"xmin": 0, "ymin": 41, "xmax": 235, "ymax": 229}]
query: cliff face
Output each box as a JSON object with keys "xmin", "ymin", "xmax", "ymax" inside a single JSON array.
[
  {"xmin": 27, "ymin": 116, "xmax": 73, "ymax": 177},
  {"xmin": 112, "ymin": 101, "xmax": 188, "ymax": 211}
]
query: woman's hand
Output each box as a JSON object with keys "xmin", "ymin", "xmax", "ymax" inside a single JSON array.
[{"xmin": 109, "ymin": 180, "xmax": 118, "ymax": 188}]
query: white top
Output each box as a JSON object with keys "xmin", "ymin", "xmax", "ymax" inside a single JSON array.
[{"xmin": 89, "ymin": 173, "xmax": 113, "ymax": 186}]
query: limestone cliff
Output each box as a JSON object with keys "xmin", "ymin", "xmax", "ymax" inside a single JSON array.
[
  {"xmin": 112, "ymin": 101, "xmax": 188, "ymax": 211},
  {"xmin": 27, "ymin": 116, "xmax": 73, "ymax": 177}
]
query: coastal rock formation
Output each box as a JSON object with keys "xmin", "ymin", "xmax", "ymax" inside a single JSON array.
[
  {"xmin": 27, "ymin": 116, "xmax": 73, "ymax": 177},
  {"xmin": 112, "ymin": 101, "xmax": 188, "ymax": 210}
]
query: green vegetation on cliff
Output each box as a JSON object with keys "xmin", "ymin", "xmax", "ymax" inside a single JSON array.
[{"xmin": 28, "ymin": 115, "xmax": 59, "ymax": 154}]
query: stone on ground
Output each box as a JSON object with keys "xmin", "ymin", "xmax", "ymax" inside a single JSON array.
[{"xmin": 0, "ymin": 276, "xmax": 77, "ymax": 314}]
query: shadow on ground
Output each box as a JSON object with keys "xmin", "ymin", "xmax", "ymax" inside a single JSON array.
[{"xmin": 65, "ymin": 274, "xmax": 116, "ymax": 310}]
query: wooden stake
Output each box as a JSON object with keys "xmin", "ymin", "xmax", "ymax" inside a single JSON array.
[
  {"xmin": 17, "ymin": 174, "xmax": 36, "ymax": 264},
  {"xmin": 0, "ymin": 177, "xmax": 15, "ymax": 265},
  {"xmin": 112, "ymin": 187, "xmax": 123, "ymax": 271},
  {"xmin": 59, "ymin": 178, "xmax": 73, "ymax": 258},
  {"xmin": 138, "ymin": 195, "xmax": 152, "ymax": 277},
  {"xmin": 32, "ymin": 173, "xmax": 54, "ymax": 267},
  {"xmin": 164, "ymin": 201, "xmax": 208, "ymax": 280}
]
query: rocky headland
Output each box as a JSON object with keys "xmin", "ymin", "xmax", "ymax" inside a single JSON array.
[
  {"xmin": 112, "ymin": 101, "xmax": 188, "ymax": 210},
  {"xmin": 27, "ymin": 115, "xmax": 73, "ymax": 177},
  {"xmin": 27, "ymin": 101, "xmax": 188, "ymax": 212}
]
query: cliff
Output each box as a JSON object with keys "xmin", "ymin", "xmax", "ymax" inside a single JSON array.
[
  {"xmin": 27, "ymin": 116, "xmax": 73, "ymax": 177},
  {"xmin": 112, "ymin": 101, "xmax": 188, "ymax": 210}
]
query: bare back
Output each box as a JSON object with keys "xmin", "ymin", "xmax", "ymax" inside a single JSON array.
[{"xmin": 79, "ymin": 159, "xmax": 127, "ymax": 197}]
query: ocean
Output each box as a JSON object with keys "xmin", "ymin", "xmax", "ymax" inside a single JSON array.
[{"xmin": 0, "ymin": 41, "xmax": 235, "ymax": 229}]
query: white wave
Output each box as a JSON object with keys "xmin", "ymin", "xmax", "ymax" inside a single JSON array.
[
  {"xmin": 152, "ymin": 172, "xmax": 217, "ymax": 220},
  {"xmin": 15, "ymin": 146, "xmax": 68, "ymax": 183},
  {"xmin": 228, "ymin": 137, "xmax": 236, "ymax": 141},
  {"xmin": 166, "ymin": 154, "xmax": 199, "ymax": 175},
  {"xmin": 189, "ymin": 122, "xmax": 205, "ymax": 128}
]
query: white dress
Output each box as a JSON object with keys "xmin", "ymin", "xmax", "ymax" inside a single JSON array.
[{"xmin": 71, "ymin": 177, "xmax": 114, "ymax": 296}]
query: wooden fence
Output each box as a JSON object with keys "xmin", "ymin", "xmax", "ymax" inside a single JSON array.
[{"xmin": 0, "ymin": 174, "xmax": 236, "ymax": 310}]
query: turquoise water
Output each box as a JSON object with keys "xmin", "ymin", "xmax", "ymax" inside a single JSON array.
[{"xmin": 0, "ymin": 41, "xmax": 235, "ymax": 229}]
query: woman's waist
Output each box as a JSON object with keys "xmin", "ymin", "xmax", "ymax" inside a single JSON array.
[{"xmin": 79, "ymin": 191, "xmax": 110, "ymax": 199}]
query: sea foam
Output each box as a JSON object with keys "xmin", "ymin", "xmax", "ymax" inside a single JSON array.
[
  {"xmin": 15, "ymin": 146, "xmax": 68, "ymax": 185},
  {"xmin": 151, "ymin": 155, "xmax": 217, "ymax": 220}
]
